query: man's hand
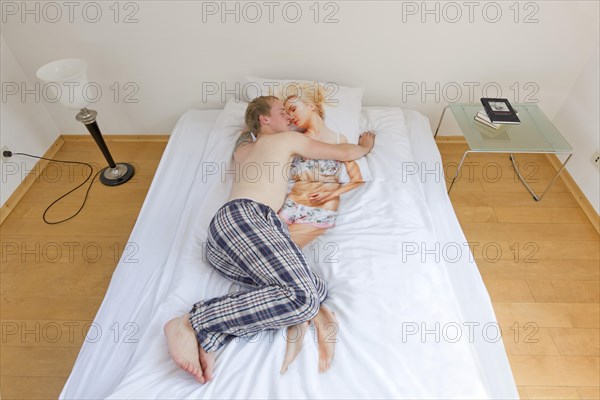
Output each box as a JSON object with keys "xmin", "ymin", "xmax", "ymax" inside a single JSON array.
[{"xmin": 358, "ymin": 131, "xmax": 375, "ymax": 154}]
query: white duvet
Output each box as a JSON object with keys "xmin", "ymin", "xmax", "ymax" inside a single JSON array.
[{"xmin": 60, "ymin": 105, "xmax": 518, "ymax": 399}]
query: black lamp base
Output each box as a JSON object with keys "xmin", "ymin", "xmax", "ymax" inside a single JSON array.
[
  {"xmin": 99, "ymin": 163, "xmax": 135, "ymax": 186},
  {"xmin": 76, "ymin": 108, "xmax": 135, "ymax": 187}
]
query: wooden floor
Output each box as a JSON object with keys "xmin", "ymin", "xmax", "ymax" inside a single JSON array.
[{"xmin": 0, "ymin": 138, "xmax": 598, "ymax": 399}]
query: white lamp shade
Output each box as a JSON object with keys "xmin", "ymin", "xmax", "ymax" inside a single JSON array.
[{"xmin": 36, "ymin": 58, "xmax": 90, "ymax": 110}]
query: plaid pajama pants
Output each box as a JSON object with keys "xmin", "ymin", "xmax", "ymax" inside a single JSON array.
[{"xmin": 189, "ymin": 198, "xmax": 328, "ymax": 352}]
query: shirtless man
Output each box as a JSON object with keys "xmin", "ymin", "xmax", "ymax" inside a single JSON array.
[{"xmin": 164, "ymin": 96, "xmax": 375, "ymax": 384}]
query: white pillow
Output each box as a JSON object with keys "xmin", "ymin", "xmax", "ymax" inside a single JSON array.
[
  {"xmin": 244, "ymin": 76, "xmax": 364, "ymax": 144},
  {"xmin": 211, "ymin": 99, "xmax": 247, "ymax": 137}
]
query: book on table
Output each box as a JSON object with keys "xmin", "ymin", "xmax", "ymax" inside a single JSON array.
[
  {"xmin": 474, "ymin": 119, "xmax": 510, "ymax": 141},
  {"xmin": 474, "ymin": 110, "xmax": 518, "ymax": 129},
  {"xmin": 474, "ymin": 111, "xmax": 502, "ymax": 129},
  {"xmin": 480, "ymin": 98, "xmax": 521, "ymax": 124}
]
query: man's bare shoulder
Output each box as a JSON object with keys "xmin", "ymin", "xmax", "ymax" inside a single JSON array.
[
  {"xmin": 260, "ymin": 131, "xmax": 304, "ymax": 145},
  {"xmin": 234, "ymin": 131, "xmax": 254, "ymax": 153}
]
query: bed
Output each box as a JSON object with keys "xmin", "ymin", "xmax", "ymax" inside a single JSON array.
[{"xmin": 59, "ymin": 105, "xmax": 519, "ymax": 399}]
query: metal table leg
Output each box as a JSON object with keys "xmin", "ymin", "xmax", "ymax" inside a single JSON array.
[
  {"xmin": 510, "ymin": 153, "xmax": 572, "ymax": 201},
  {"xmin": 434, "ymin": 106, "xmax": 449, "ymax": 138},
  {"xmin": 447, "ymin": 151, "xmax": 470, "ymax": 194}
]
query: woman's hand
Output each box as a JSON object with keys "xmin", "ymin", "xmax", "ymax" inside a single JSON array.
[
  {"xmin": 358, "ymin": 131, "xmax": 375, "ymax": 154},
  {"xmin": 308, "ymin": 191, "xmax": 335, "ymax": 205}
]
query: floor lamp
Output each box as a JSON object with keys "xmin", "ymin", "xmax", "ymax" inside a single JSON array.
[{"xmin": 36, "ymin": 59, "xmax": 134, "ymax": 186}]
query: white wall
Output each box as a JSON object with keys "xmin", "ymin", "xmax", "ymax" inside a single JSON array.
[
  {"xmin": 1, "ymin": 1, "xmax": 599, "ymax": 210},
  {"xmin": 1, "ymin": 1, "xmax": 598, "ymax": 134},
  {"xmin": 552, "ymin": 45, "xmax": 600, "ymax": 213},
  {"xmin": 0, "ymin": 35, "xmax": 59, "ymax": 206}
]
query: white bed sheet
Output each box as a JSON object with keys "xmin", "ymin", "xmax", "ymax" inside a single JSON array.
[{"xmin": 60, "ymin": 107, "xmax": 518, "ymax": 399}]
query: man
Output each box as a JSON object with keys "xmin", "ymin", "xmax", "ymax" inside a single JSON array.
[{"xmin": 164, "ymin": 96, "xmax": 375, "ymax": 384}]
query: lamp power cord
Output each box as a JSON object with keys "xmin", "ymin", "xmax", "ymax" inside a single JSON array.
[{"xmin": 3, "ymin": 150, "xmax": 101, "ymax": 224}]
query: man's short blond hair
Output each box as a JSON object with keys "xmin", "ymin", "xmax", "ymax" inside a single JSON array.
[{"xmin": 245, "ymin": 95, "xmax": 279, "ymax": 134}]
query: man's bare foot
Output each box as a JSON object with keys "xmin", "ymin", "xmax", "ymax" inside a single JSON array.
[
  {"xmin": 164, "ymin": 314, "xmax": 215, "ymax": 383},
  {"xmin": 313, "ymin": 306, "xmax": 338, "ymax": 373},
  {"xmin": 280, "ymin": 321, "xmax": 309, "ymax": 374}
]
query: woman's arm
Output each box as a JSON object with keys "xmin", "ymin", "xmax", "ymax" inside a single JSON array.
[
  {"xmin": 344, "ymin": 160, "xmax": 364, "ymax": 183},
  {"xmin": 333, "ymin": 181, "xmax": 364, "ymax": 198},
  {"xmin": 309, "ymin": 181, "xmax": 364, "ymax": 204},
  {"xmin": 308, "ymin": 157, "xmax": 367, "ymax": 204},
  {"xmin": 325, "ymin": 160, "xmax": 365, "ymax": 197}
]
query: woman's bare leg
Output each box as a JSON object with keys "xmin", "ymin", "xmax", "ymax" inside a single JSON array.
[
  {"xmin": 280, "ymin": 321, "xmax": 309, "ymax": 374},
  {"xmin": 280, "ymin": 306, "xmax": 339, "ymax": 374},
  {"xmin": 281, "ymin": 223, "xmax": 331, "ymax": 373},
  {"xmin": 313, "ymin": 305, "xmax": 338, "ymax": 373},
  {"xmin": 288, "ymin": 223, "xmax": 327, "ymax": 249}
]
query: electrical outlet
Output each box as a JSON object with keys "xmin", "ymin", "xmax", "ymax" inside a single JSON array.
[
  {"xmin": 1, "ymin": 145, "xmax": 11, "ymax": 162},
  {"xmin": 594, "ymin": 151, "xmax": 600, "ymax": 169}
]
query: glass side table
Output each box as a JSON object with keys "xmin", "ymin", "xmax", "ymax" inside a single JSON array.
[{"xmin": 434, "ymin": 103, "xmax": 573, "ymax": 201}]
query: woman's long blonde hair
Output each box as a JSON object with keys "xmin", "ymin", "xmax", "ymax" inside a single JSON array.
[{"xmin": 279, "ymin": 82, "xmax": 329, "ymax": 119}]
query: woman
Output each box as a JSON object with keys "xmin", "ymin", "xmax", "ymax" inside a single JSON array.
[
  {"xmin": 277, "ymin": 83, "xmax": 369, "ymax": 374},
  {"xmin": 278, "ymin": 82, "xmax": 366, "ymax": 248}
]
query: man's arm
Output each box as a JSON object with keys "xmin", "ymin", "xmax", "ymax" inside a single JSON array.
[
  {"xmin": 233, "ymin": 131, "xmax": 254, "ymax": 161},
  {"xmin": 284, "ymin": 131, "xmax": 375, "ymax": 161},
  {"xmin": 234, "ymin": 131, "xmax": 254, "ymax": 152}
]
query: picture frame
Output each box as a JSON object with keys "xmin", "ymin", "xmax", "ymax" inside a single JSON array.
[{"xmin": 480, "ymin": 98, "xmax": 521, "ymax": 124}]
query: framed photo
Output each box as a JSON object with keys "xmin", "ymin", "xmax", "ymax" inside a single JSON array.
[{"xmin": 480, "ymin": 98, "xmax": 521, "ymax": 124}]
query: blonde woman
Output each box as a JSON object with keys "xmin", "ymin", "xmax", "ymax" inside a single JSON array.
[
  {"xmin": 278, "ymin": 83, "xmax": 370, "ymax": 374},
  {"xmin": 278, "ymin": 82, "xmax": 366, "ymax": 248}
]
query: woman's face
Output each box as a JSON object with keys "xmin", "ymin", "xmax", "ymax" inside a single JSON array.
[{"xmin": 285, "ymin": 97, "xmax": 315, "ymax": 130}]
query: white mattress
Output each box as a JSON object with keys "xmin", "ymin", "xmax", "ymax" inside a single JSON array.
[{"xmin": 60, "ymin": 107, "xmax": 518, "ymax": 399}]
